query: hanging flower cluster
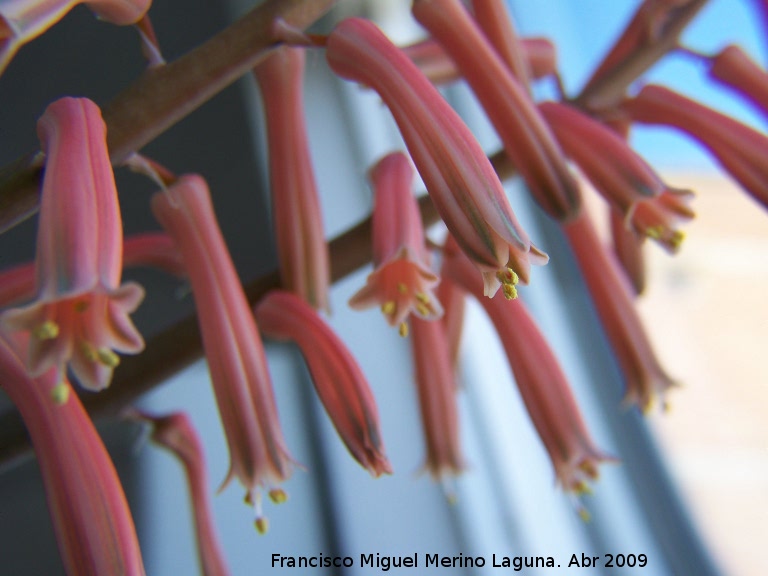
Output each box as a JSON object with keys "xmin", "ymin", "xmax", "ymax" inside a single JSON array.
[{"xmin": 1, "ymin": 0, "xmax": 767, "ymax": 571}]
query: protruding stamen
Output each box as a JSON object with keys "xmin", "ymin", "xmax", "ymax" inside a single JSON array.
[
  {"xmin": 268, "ymin": 488, "xmax": 288, "ymax": 504},
  {"xmin": 416, "ymin": 302, "xmax": 431, "ymax": 316},
  {"xmin": 97, "ymin": 348, "xmax": 120, "ymax": 368},
  {"xmin": 33, "ymin": 320, "xmax": 59, "ymax": 340},
  {"xmin": 381, "ymin": 301, "xmax": 396, "ymax": 316},
  {"xmin": 496, "ymin": 267, "xmax": 519, "ymax": 286},
  {"xmin": 254, "ymin": 517, "xmax": 269, "ymax": 534},
  {"xmin": 397, "ymin": 282, "xmax": 408, "ymax": 294},
  {"xmin": 415, "ymin": 292, "xmax": 430, "ymax": 304},
  {"xmin": 502, "ymin": 283, "xmax": 518, "ymax": 300},
  {"xmin": 51, "ymin": 382, "xmax": 70, "ymax": 405},
  {"xmin": 81, "ymin": 342, "xmax": 98, "ymax": 362},
  {"xmin": 399, "ymin": 322, "xmax": 409, "ymax": 337}
]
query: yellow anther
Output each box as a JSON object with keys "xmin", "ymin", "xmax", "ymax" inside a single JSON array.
[
  {"xmin": 644, "ymin": 226, "xmax": 662, "ymax": 240},
  {"xmin": 381, "ymin": 301, "xmax": 396, "ymax": 316},
  {"xmin": 415, "ymin": 292, "xmax": 430, "ymax": 304},
  {"xmin": 51, "ymin": 382, "xmax": 70, "ymax": 405},
  {"xmin": 496, "ymin": 267, "xmax": 519, "ymax": 286},
  {"xmin": 399, "ymin": 322, "xmax": 409, "ymax": 338},
  {"xmin": 243, "ymin": 492, "xmax": 254, "ymax": 506},
  {"xmin": 397, "ymin": 282, "xmax": 407, "ymax": 294},
  {"xmin": 502, "ymin": 284, "xmax": 518, "ymax": 300},
  {"xmin": 74, "ymin": 300, "xmax": 89, "ymax": 313},
  {"xmin": 254, "ymin": 517, "xmax": 269, "ymax": 535},
  {"xmin": 81, "ymin": 342, "xmax": 98, "ymax": 362},
  {"xmin": 416, "ymin": 303, "xmax": 430, "ymax": 316},
  {"xmin": 669, "ymin": 230, "xmax": 685, "ymax": 250},
  {"xmin": 268, "ymin": 488, "xmax": 288, "ymax": 504},
  {"xmin": 96, "ymin": 348, "xmax": 120, "ymax": 368},
  {"xmin": 33, "ymin": 321, "xmax": 59, "ymax": 340},
  {"xmin": 578, "ymin": 507, "xmax": 591, "ymax": 523},
  {"xmin": 572, "ymin": 480, "xmax": 593, "ymax": 496}
]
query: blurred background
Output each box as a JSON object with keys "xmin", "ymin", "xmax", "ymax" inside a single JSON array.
[{"xmin": 0, "ymin": 0, "xmax": 766, "ymax": 574}]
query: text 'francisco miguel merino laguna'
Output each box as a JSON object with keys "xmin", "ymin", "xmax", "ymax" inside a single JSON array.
[{"xmin": 271, "ymin": 553, "xmax": 558, "ymax": 571}]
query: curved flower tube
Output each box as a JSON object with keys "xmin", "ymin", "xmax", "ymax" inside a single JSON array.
[
  {"xmin": 1, "ymin": 98, "xmax": 145, "ymax": 391},
  {"xmin": 151, "ymin": 174, "xmax": 294, "ymax": 532},
  {"xmin": 707, "ymin": 45, "xmax": 768, "ymax": 119},
  {"xmin": 0, "ymin": 334, "xmax": 145, "ymax": 576},
  {"xmin": 253, "ymin": 45, "xmax": 330, "ymax": 312},
  {"xmin": 0, "ymin": 0, "xmax": 151, "ymax": 74},
  {"xmin": 349, "ymin": 152, "xmax": 442, "ymax": 335},
  {"xmin": 255, "ymin": 290, "xmax": 392, "ymax": 477},
  {"xmin": 326, "ymin": 17, "xmax": 546, "ymax": 298},
  {"xmin": 441, "ymin": 240, "xmax": 613, "ymax": 507},
  {"xmin": 540, "ymin": 100, "xmax": 694, "ymax": 252}
]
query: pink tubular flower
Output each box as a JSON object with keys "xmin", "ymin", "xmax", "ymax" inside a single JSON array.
[
  {"xmin": 253, "ymin": 46, "xmax": 330, "ymax": 312},
  {"xmin": 442, "ymin": 240, "xmax": 612, "ymax": 504},
  {"xmin": 0, "ymin": 232, "xmax": 183, "ymax": 310},
  {"xmin": 625, "ymin": 84, "xmax": 768, "ymax": 210},
  {"xmin": 539, "ymin": 100, "xmax": 694, "ymax": 252},
  {"xmin": 255, "ymin": 290, "xmax": 392, "ymax": 477},
  {"xmin": 707, "ymin": 45, "xmax": 768, "ymax": 118},
  {"xmin": 609, "ymin": 208, "xmax": 647, "ymax": 295},
  {"xmin": 412, "ymin": 0, "xmax": 580, "ymax": 222},
  {"xmin": 326, "ymin": 17, "xmax": 546, "ymax": 298},
  {"xmin": 410, "ymin": 315, "xmax": 465, "ymax": 482},
  {"xmin": 133, "ymin": 411, "xmax": 230, "ymax": 576},
  {"xmin": 1, "ymin": 98, "xmax": 144, "ymax": 391},
  {"xmin": 348, "ymin": 152, "xmax": 442, "ymax": 335},
  {"xmin": 151, "ymin": 175, "xmax": 293, "ymax": 532},
  {"xmin": 436, "ymin": 277, "xmax": 466, "ymax": 371},
  {"xmin": 0, "ymin": 334, "xmax": 145, "ymax": 576},
  {"xmin": 563, "ymin": 210, "xmax": 678, "ymax": 411},
  {"xmin": 470, "ymin": 0, "xmax": 531, "ymax": 87},
  {"xmin": 0, "ymin": 0, "xmax": 151, "ymax": 74}
]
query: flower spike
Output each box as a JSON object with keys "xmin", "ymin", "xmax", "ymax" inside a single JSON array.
[
  {"xmin": 326, "ymin": 17, "xmax": 546, "ymax": 297},
  {"xmin": 151, "ymin": 175, "xmax": 294, "ymax": 530},
  {"xmin": 253, "ymin": 45, "xmax": 330, "ymax": 312},
  {"xmin": 255, "ymin": 290, "xmax": 392, "ymax": 477},
  {"xmin": 349, "ymin": 152, "xmax": 442, "ymax": 334},
  {"xmin": 412, "ymin": 0, "xmax": 580, "ymax": 222},
  {"xmin": 441, "ymin": 239, "xmax": 614, "ymax": 501},
  {"xmin": 625, "ymin": 84, "xmax": 768, "ymax": 211},
  {"xmin": 0, "ymin": 334, "xmax": 146, "ymax": 576},
  {"xmin": 1, "ymin": 97, "xmax": 145, "ymax": 391}
]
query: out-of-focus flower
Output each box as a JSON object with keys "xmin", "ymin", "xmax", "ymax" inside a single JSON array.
[
  {"xmin": 625, "ymin": 83, "xmax": 768, "ymax": 210},
  {"xmin": 707, "ymin": 45, "xmax": 768, "ymax": 118},
  {"xmin": 0, "ymin": 333, "xmax": 145, "ymax": 576},
  {"xmin": 255, "ymin": 290, "xmax": 392, "ymax": 477},
  {"xmin": 253, "ymin": 45, "xmax": 330, "ymax": 312},
  {"xmin": 412, "ymin": 0, "xmax": 580, "ymax": 222},
  {"xmin": 436, "ymin": 277, "xmax": 466, "ymax": 371},
  {"xmin": 349, "ymin": 152, "xmax": 442, "ymax": 336},
  {"xmin": 540, "ymin": 100, "xmax": 694, "ymax": 252},
  {"xmin": 0, "ymin": 0, "xmax": 151, "ymax": 74},
  {"xmin": 609, "ymin": 208, "xmax": 647, "ymax": 295},
  {"xmin": 326, "ymin": 17, "xmax": 546, "ymax": 298},
  {"xmin": 132, "ymin": 411, "xmax": 230, "ymax": 576},
  {"xmin": 151, "ymin": 175, "xmax": 293, "ymax": 533},
  {"xmin": 410, "ymin": 315, "xmax": 465, "ymax": 484},
  {"xmin": 442, "ymin": 240, "xmax": 612, "ymax": 510},
  {"xmin": 563, "ymin": 209, "xmax": 678, "ymax": 411},
  {"xmin": 470, "ymin": 0, "xmax": 531, "ymax": 87},
  {"xmin": 1, "ymin": 98, "xmax": 145, "ymax": 391}
]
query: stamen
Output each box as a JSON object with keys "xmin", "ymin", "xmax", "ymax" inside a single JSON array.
[
  {"xmin": 502, "ymin": 284, "xmax": 518, "ymax": 300},
  {"xmin": 496, "ymin": 267, "xmax": 519, "ymax": 286},
  {"xmin": 51, "ymin": 382, "xmax": 70, "ymax": 405},
  {"xmin": 96, "ymin": 348, "xmax": 120, "ymax": 368},
  {"xmin": 416, "ymin": 302, "xmax": 431, "ymax": 316},
  {"xmin": 254, "ymin": 517, "xmax": 269, "ymax": 534},
  {"xmin": 381, "ymin": 301, "xmax": 396, "ymax": 316},
  {"xmin": 33, "ymin": 320, "xmax": 59, "ymax": 340},
  {"xmin": 397, "ymin": 282, "xmax": 408, "ymax": 294},
  {"xmin": 81, "ymin": 342, "xmax": 98, "ymax": 362},
  {"xmin": 415, "ymin": 292, "xmax": 430, "ymax": 304},
  {"xmin": 268, "ymin": 488, "xmax": 288, "ymax": 504},
  {"xmin": 399, "ymin": 322, "xmax": 409, "ymax": 337}
]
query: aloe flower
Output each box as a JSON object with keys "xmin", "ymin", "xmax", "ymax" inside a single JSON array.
[
  {"xmin": 0, "ymin": 0, "xmax": 151, "ymax": 74},
  {"xmin": 326, "ymin": 17, "xmax": 546, "ymax": 298},
  {"xmin": 470, "ymin": 0, "xmax": 531, "ymax": 87},
  {"xmin": 410, "ymin": 315, "xmax": 465, "ymax": 483},
  {"xmin": 412, "ymin": 0, "xmax": 580, "ymax": 222},
  {"xmin": 253, "ymin": 46, "xmax": 330, "ymax": 312},
  {"xmin": 0, "ymin": 334, "xmax": 145, "ymax": 576},
  {"xmin": 540, "ymin": 100, "xmax": 694, "ymax": 252},
  {"xmin": 609, "ymin": 208, "xmax": 647, "ymax": 295},
  {"xmin": 151, "ymin": 175, "xmax": 293, "ymax": 532},
  {"xmin": 441, "ymin": 240, "xmax": 612, "ymax": 508},
  {"xmin": 1, "ymin": 98, "xmax": 145, "ymax": 391},
  {"xmin": 133, "ymin": 411, "xmax": 230, "ymax": 576},
  {"xmin": 436, "ymin": 277, "xmax": 466, "ymax": 370},
  {"xmin": 563, "ymin": 210, "xmax": 678, "ymax": 411},
  {"xmin": 706, "ymin": 45, "xmax": 768, "ymax": 118},
  {"xmin": 349, "ymin": 152, "xmax": 442, "ymax": 335},
  {"xmin": 625, "ymin": 84, "xmax": 768, "ymax": 210},
  {"xmin": 0, "ymin": 232, "xmax": 183, "ymax": 310},
  {"xmin": 255, "ymin": 290, "xmax": 392, "ymax": 477}
]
